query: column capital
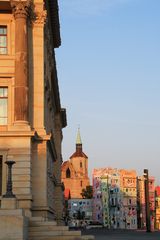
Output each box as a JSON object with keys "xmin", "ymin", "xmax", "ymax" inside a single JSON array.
[
  {"xmin": 33, "ymin": 10, "xmax": 47, "ymax": 25},
  {"xmin": 10, "ymin": 0, "xmax": 31, "ymax": 19}
]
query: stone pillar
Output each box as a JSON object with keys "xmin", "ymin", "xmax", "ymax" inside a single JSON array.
[
  {"xmin": 32, "ymin": 8, "xmax": 47, "ymax": 133},
  {"xmin": 53, "ymin": 114, "xmax": 64, "ymax": 225},
  {"xmin": 11, "ymin": 0, "xmax": 31, "ymax": 124}
]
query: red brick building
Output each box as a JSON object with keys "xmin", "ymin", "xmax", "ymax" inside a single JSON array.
[{"xmin": 61, "ymin": 129, "xmax": 90, "ymax": 199}]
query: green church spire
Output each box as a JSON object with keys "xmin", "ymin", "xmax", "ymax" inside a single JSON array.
[{"xmin": 76, "ymin": 128, "xmax": 82, "ymax": 145}]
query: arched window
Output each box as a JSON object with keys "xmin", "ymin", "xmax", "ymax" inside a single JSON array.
[
  {"xmin": 66, "ymin": 168, "xmax": 71, "ymax": 178},
  {"xmin": 80, "ymin": 162, "xmax": 82, "ymax": 168},
  {"xmin": 80, "ymin": 180, "xmax": 83, "ymax": 187}
]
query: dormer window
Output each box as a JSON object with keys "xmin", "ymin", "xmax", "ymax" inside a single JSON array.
[{"xmin": 0, "ymin": 26, "xmax": 7, "ymax": 54}]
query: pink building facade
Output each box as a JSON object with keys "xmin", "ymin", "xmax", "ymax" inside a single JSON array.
[
  {"xmin": 92, "ymin": 168, "xmax": 104, "ymax": 223},
  {"xmin": 92, "ymin": 168, "xmax": 137, "ymax": 229},
  {"xmin": 119, "ymin": 169, "xmax": 137, "ymax": 229},
  {"xmin": 149, "ymin": 177, "xmax": 155, "ymax": 231},
  {"xmin": 155, "ymin": 186, "xmax": 160, "ymax": 229}
]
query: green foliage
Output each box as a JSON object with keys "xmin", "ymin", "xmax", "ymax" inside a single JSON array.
[{"xmin": 81, "ymin": 185, "xmax": 93, "ymax": 199}]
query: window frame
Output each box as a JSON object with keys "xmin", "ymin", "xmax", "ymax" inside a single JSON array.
[
  {"xmin": 0, "ymin": 151, "xmax": 8, "ymax": 198},
  {"xmin": 0, "ymin": 155, "xmax": 2, "ymax": 195},
  {"xmin": 0, "ymin": 87, "xmax": 8, "ymax": 125},
  {"xmin": 0, "ymin": 14, "xmax": 14, "ymax": 57},
  {"xmin": 0, "ymin": 78, "xmax": 13, "ymax": 130},
  {"xmin": 0, "ymin": 25, "xmax": 7, "ymax": 55}
]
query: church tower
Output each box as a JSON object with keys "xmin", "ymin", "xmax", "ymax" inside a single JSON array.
[{"xmin": 61, "ymin": 129, "xmax": 90, "ymax": 199}]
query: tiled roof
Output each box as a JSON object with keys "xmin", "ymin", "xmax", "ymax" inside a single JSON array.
[{"xmin": 61, "ymin": 160, "xmax": 70, "ymax": 170}]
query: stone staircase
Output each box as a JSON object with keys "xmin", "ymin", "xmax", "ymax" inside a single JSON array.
[{"xmin": 29, "ymin": 217, "xmax": 94, "ymax": 240}]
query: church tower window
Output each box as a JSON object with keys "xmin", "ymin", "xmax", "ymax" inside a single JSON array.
[
  {"xmin": 80, "ymin": 180, "xmax": 83, "ymax": 187},
  {"xmin": 66, "ymin": 168, "xmax": 71, "ymax": 178},
  {"xmin": 80, "ymin": 162, "xmax": 82, "ymax": 168}
]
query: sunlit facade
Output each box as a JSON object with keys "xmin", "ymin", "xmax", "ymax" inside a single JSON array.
[
  {"xmin": 137, "ymin": 176, "xmax": 155, "ymax": 231},
  {"xmin": 92, "ymin": 167, "xmax": 137, "ymax": 229},
  {"xmin": 155, "ymin": 186, "xmax": 160, "ymax": 230}
]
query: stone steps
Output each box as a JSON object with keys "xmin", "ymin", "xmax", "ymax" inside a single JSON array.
[
  {"xmin": 29, "ymin": 237, "xmax": 83, "ymax": 240},
  {"xmin": 29, "ymin": 220, "xmax": 57, "ymax": 227},
  {"xmin": 29, "ymin": 218, "xmax": 94, "ymax": 240},
  {"xmin": 30, "ymin": 217, "xmax": 47, "ymax": 222},
  {"xmin": 29, "ymin": 236, "xmax": 94, "ymax": 240},
  {"xmin": 29, "ymin": 226, "xmax": 69, "ymax": 232},
  {"xmin": 29, "ymin": 230, "xmax": 81, "ymax": 237}
]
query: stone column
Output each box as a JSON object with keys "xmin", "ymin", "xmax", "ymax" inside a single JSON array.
[
  {"xmin": 53, "ymin": 114, "xmax": 64, "ymax": 225},
  {"xmin": 11, "ymin": 0, "xmax": 31, "ymax": 124},
  {"xmin": 32, "ymin": 8, "xmax": 46, "ymax": 133}
]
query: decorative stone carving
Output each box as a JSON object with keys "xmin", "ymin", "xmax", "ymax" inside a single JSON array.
[
  {"xmin": 10, "ymin": 0, "xmax": 31, "ymax": 19},
  {"xmin": 34, "ymin": 10, "xmax": 47, "ymax": 25}
]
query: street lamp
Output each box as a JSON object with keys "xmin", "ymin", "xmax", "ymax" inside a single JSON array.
[{"xmin": 3, "ymin": 160, "xmax": 16, "ymax": 198}]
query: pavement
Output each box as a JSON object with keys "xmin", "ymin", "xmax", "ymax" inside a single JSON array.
[{"xmin": 81, "ymin": 228, "xmax": 160, "ymax": 240}]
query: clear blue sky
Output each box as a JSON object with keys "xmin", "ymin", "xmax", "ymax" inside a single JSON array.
[{"xmin": 56, "ymin": 0, "xmax": 160, "ymax": 184}]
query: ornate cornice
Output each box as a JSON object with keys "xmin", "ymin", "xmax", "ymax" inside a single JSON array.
[
  {"xmin": 48, "ymin": 0, "xmax": 61, "ymax": 48},
  {"xmin": 10, "ymin": 0, "xmax": 31, "ymax": 19}
]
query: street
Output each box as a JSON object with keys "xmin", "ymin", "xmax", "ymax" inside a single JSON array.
[{"xmin": 81, "ymin": 229, "xmax": 160, "ymax": 240}]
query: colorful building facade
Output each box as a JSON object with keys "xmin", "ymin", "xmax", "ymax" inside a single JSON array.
[
  {"xmin": 101, "ymin": 169, "xmax": 121, "ymax": 229},
  {"xmin": 155, "ymin": 186, "xmax": 160, "ymax": 230},
  {"xmin": 68, "ymin": 199, "xmax": 93, "ymax": 226},
  {"xmin": 149, "ymin": 177, "xmax": 155, "ymax": 230},
  {"xmin": 137, "ymin": 176, "xmax": 155, "ymax": 231},
  {"xmin": 119, "ymin": 169, "xmax": 137, "ymax": 229},
  {"xmin": 92, "ymin": 168, "xmax": 104, "ymax": 223},
  {"xmin": 92, "ymin": 168, "xmax": 137, "ymax": 229},
  {"xmin": 137, "ymin": 176, "xmax": 146, "ymax": 229}
]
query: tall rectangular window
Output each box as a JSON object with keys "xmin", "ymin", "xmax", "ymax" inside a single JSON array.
[
  {"xmin": 0, "ymin": 87, "xmax": 8, "ymax": 125},
  {"xmin": 0, "ymin": 156, "xmax": 2, "ymax": 195},
  {"xmin": 0, "ymin": 26, "xmax": 7, "ymax": 54}
]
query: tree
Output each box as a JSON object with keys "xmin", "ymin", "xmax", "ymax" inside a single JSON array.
[{"xmin": 81, "ymin": 185, "xmax": 93, "ymax": 199}]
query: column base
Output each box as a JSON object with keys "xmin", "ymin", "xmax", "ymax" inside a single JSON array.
[
  {"xmin": 0, "ymin": 209, "xmax": 28, "ymax": 240},
  {"xmin": 1, "ymin": 197, "xmax": 17, "ymax": 210},
  {"xmin": 13, "ymin": 121, "xmax": 31, "ymax": 131}
]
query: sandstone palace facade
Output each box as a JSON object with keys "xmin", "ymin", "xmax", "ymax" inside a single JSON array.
[
  {"xmin": 0, "ymin": 0, "xmax": 67, "ymax": 223},
  {"xmin": 0, "ymin": 2, "xmax": 95, "ymax": 239}
]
